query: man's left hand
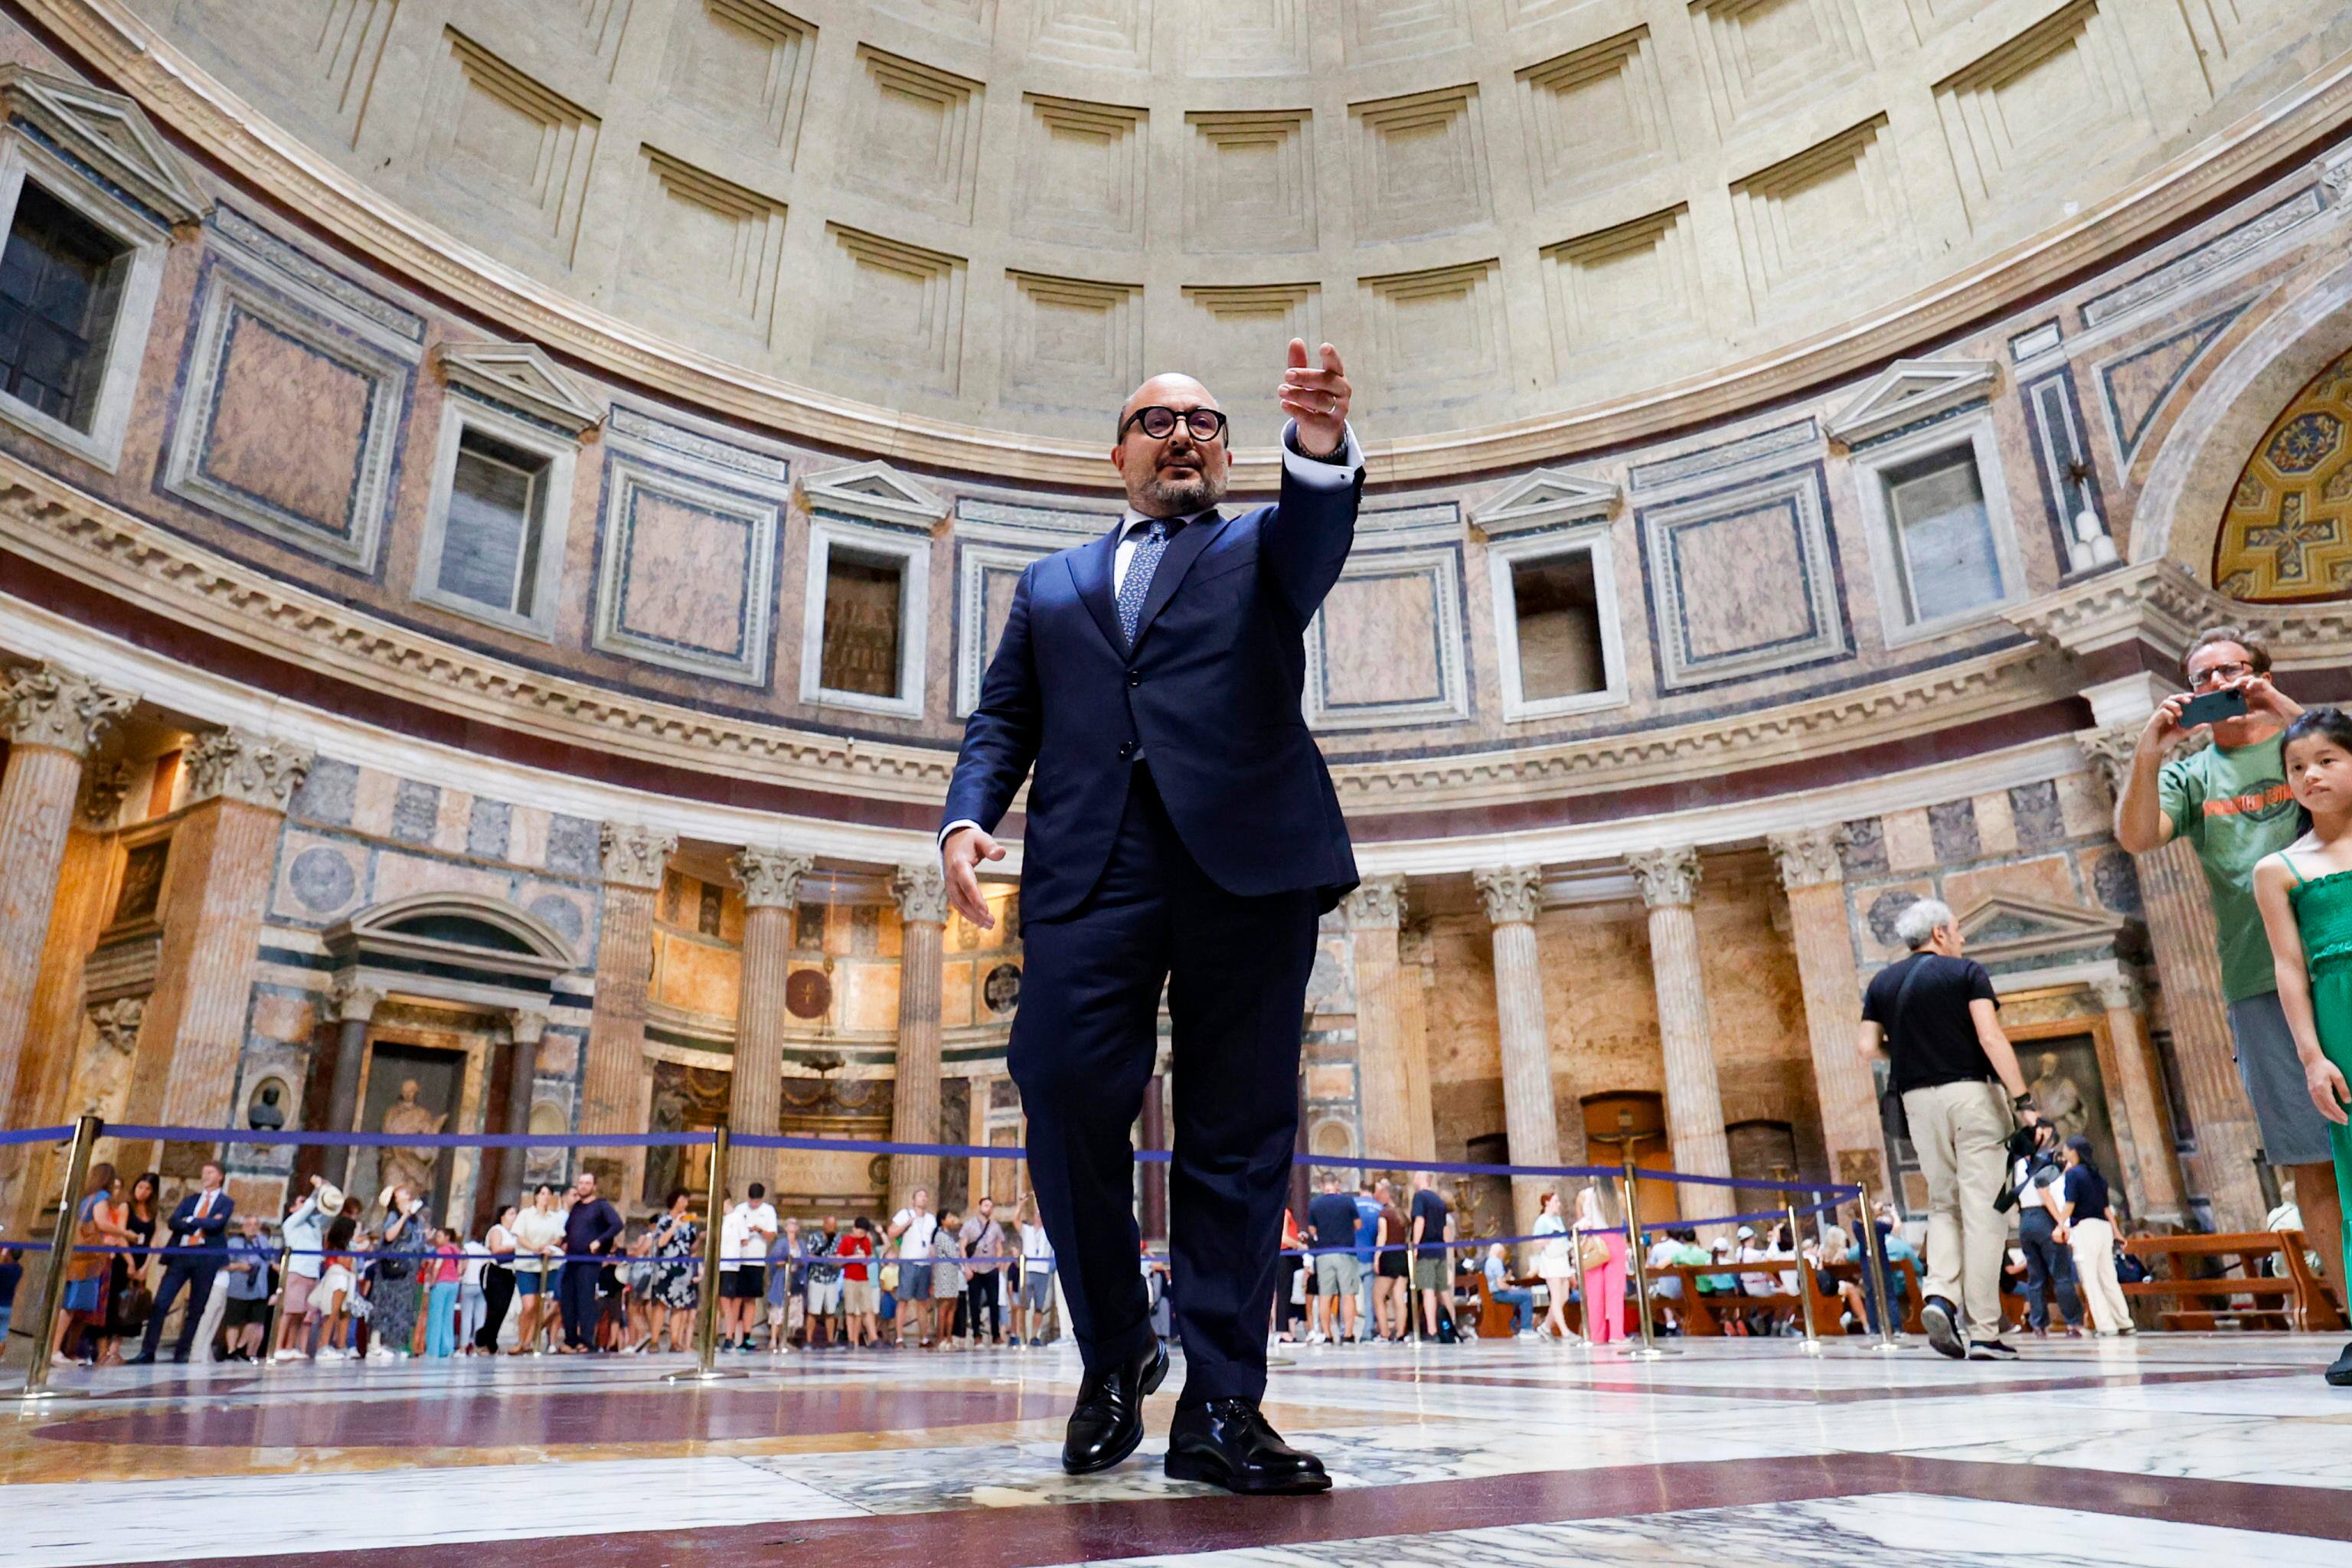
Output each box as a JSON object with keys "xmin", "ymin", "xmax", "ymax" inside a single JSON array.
[
  {"xmin": 2233, "ymin": 672, "xmax": 2303, "ymax": 723},
  {"xmin": 1279, "ymin": 338, "xmax": 1351, "ymax": 458}
]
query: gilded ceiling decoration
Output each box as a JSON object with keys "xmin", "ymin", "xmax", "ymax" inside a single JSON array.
[{"xmin": 2216, "ymin": 348, "xmax": 2352, "ymax": 603}]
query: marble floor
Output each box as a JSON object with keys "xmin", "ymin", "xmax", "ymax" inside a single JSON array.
[{"xmin": 5, "ymin": 1332, "xmax": 2350, "ymax": 1566}]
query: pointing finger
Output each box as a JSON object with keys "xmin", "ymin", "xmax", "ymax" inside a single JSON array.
[
  {"xmin": 1288, "ymin": 337, "xmax": 1308, "ymax": 371},
  {"xmin": 1319, "ymin": 342, "xmax": 1345, "ymax": 378}
]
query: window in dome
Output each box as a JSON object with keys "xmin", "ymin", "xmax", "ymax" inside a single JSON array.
[
  {"xmin": 1852, "ymin": 412, "xmax": 2025, "ymax": 645},
  {"xmin": 413, "ymin": 392, "xmax": 581, "ymax": 641},
  {"xmin": 439, "ymin": 430, "xmax": 549, "ymax": 617},
  {"xmin": 1488, "ymin": 530, "xmax": 1627, "ymax": 723},
  {"xmin": 799, "ymin": 512, "xmax": 929, "ymax": 719},
  {"xmin": 0, "ymin": 181, "xmax": 129, "ymax": 434}
]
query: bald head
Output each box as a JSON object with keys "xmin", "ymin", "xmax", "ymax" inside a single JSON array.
[{"xmin": 1113, "ymin": 371, "xmax": 1228, "ymax": 518}]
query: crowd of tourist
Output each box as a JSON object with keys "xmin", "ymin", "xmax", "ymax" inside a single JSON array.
[{"xmin": 36, "ymin": 1168, "xmax": 1069, "ymax": 1366}]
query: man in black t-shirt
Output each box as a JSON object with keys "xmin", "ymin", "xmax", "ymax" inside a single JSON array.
[
  {"xmin": 1304, "ymin": 1175, "xmax": 1363, "ymax": 1344},
  {"xmin": 1859, "ymin": 898, "xmax": 2038, "ymax": 1364},
  {"xmin": 1406, "ymin": 1172, "xmax": 1451, "ymax": 1339}
]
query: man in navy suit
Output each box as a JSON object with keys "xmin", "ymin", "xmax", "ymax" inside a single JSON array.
[
  {"xmin": 941, "ymin": 340, "xmax": 1361, "ymax": 1494},
  {"xmin": 128, "ymin": 1158, "xmax": 234, "ymax": 1364}
]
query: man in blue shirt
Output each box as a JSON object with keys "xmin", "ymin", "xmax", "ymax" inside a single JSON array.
[
  {"xmin": 221, "ymin": 1214, "xmax": 275, "ymax": 1362},
  {"xmin": 1351, "ymin": 1182, "xmax": 1380, "ymax": 1343},
  {"xmin": 1304, "ymin": 1176, "xmax": 1361, "ymax": 1344}
]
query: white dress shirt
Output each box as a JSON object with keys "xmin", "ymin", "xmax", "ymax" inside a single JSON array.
[{"xmin": 939, "ymin": 419, "xmax": 1361, "ymax": 851}]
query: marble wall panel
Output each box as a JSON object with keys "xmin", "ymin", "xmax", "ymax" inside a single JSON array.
[
  {"xmin": 1638, "ymin": 465, "xmax": 1846, "ymax": 691},
  {"xmin": 368, "ymin": 848, "xmax": 512, "ymax": 905},
  {"xmin": 1941, "ymin": 853, "xmax": 2085, "ymax": 916},
  {"xmin": 1881, "ymin": 808, "xmax": 1936, "ymax": 872},
  {"xmin": 1971, "ymin": 789, "xmax": 2020, "ymax": 857},
  {"xmin": 590, "ymin": 448, "xmax": 782, "ymax": 686},
  {"xmin": 271, "ymin": 831, "xmax": 365, "ymax": 926},
  {"xmin": 1853, "ymin": 877, "xmax": 1936, "ymax": 964},
  {"xmin": 652, "ymin": 929, "xmax": 741, "ymax": 1018},
  {"xmin": 1537, "ymin": 903, "xmax": 1664, "ymax": 1102},
  {"xmin": 1305, "ymin": 544, "xmax": 1468, "ymax": 730},
  {"xmin": 2095, "ymin": 303, "xmax": 2251, "ymax": 466},
  {"xmin": 162, "ymin": 260, "xmax": 415, "ymax": 571}
]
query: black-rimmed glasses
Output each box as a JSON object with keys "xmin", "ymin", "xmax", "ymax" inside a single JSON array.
[
  {"xmin": 1120, "ymin": 406, "xmax": 1228, "ymax": 443},
  {"xmin": 2191, "ymin": 660, "xmax": 2257, "ymax": 691}
]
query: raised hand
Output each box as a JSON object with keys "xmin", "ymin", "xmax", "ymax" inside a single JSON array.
[{"xmin": 1278, "ymin": 338, "xmax": 1351, "ymax": 459}]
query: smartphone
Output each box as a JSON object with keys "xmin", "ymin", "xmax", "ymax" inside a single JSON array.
[{"xmin": 2178, "ymin": 689, "xmax": 2248, "ymax": 728}]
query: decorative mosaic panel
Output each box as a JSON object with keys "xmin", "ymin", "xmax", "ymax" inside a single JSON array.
[
  {"xmin": 590, "ymin": 446, "xmax": 783, "ymax": 684},
  {"xmin": 1636, "ymin": 464, "xmax": 1846, "ymax": 691},
  {"xmin": 2215, "ymin": 345, "xmax": 2352, "ymax": 603},
  {"xmin": 162, "ymin": 259, "xmax": 416, "ymax": 570}
]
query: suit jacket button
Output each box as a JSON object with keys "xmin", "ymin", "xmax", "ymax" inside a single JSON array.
[
  {"xmin": 1116, "ymin": 741, "xmax": 1134, "ymax": 760},
  {"xmin": 1127, "ymin": 670, "xmax": 1141, "ymax": 687}
]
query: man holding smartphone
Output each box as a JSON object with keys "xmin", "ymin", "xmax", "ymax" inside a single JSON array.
[{"xmin": 2115, "ymin": 626, "xmax": 2343, "ymax": 1283}]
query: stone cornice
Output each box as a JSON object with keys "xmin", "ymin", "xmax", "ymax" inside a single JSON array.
[
  {"xmin": 0, "ymin": 453, "xmax": 958, "ymax": 804},
  {"xmin": 24, "ymin": 0, "xmax": 2352, "ymax": 486},
  {"xmin": 1329, "ymin": 642, "xmax": 2065, "ymax": 813},
  {"xmin": 2004, "ymin": 561, "xmax": 2216, "ymax": 665}
]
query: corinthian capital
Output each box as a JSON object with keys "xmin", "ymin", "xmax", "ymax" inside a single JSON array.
[
  {"xmin": 733, "ymin": 848, "xmax": 815, "ymax": 910},
  {"xmin": 1472, "ymin": 866, "xmax": 1544, "ymax": 927},
  {"xmin": 327, "ymin": 975, "xmax": 385, "ymax": 1024},
  {"xmin": 507, "ymin": 1008, "xmax": 548, "ymax": 1046},
  {"xmin": 2, "ymin": 662, "xmax": 134, "ymax": 758},
  {"xmin": 1627, "ymin": 845, "xmax": 1702, "ymax": 909},
  {"xmin": 1767, "ymin": 826, "xmax": 1848, "ymax": 890},
  {"xmin": 186, "ymin": 727, "xmax": 313, "ymax": 812},
  {"xmin": 2073, "ymin": 724, "xmax": 2139, "ymax": 798},
  {"xmin": 599, "ymin": 822, "xmax": 676, "ymax": 889},
  {"xmin": 893, "ymin": 861, "xmax": 948, "ymax": 926},
  {"xmin": 1342, "ymin": 874, "xmax": 1407, "ymax": 931}
]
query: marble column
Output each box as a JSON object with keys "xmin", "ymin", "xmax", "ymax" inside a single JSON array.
[
  {"xmin": 731, "ymin": 848, "xmax": 811, "ymax": 1197},
  {"xmin": 2095, "ymin": 975, "xmax": 2188, "ymax": 1224},
  {"xmin": 1766, "ymin": 826, "xmax": 1886, "ymax": 1194},
  {"xmin": 316, "ymin": 977, "xmax": 385, "ymax": 1189},
  {"xmin": 490, "ymin": 1009, "xmax": 547, "ymax": 1220},
  {"xmin": 122, "ymin": 728, "xmax": 310, "ymax": 1174},
  {"xmin": 1628, "ymin": 846, "xmax": 1733, "ymax": 1225},
  {"xmin": 890, "ymin": 863, "xmax": 947, "ymax": 1214},
  {"xmin": 1398, "ymin": 927, "xmax": 1438, "ymax": 1161},
  {"xmin": 1343, "ymin": 874, "xmax": 1413, "ymax": 1176},
  {"xmin": 580, "ymin": 822, "xmax": 674, "ymax": 1196},
  {"xmin": 1472, "ymin": 866, "xmax": 1562, "ymax": 1244},
  {"xmin": 0, "ymin": 663, "xmax": 132, "ymax": 1135},
  {"xmin": 2079, "ymin": 727, "xmax": 2266, "ymax": 1230}
]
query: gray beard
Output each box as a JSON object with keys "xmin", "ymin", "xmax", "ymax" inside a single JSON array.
[{"xmin": 1138, "ymin": 466, "xmax": 1224, "ymax": 515}]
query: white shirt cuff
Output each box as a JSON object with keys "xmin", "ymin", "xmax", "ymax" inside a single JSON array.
[
  {"xmin": 1281, "ymin": 420, "xmax": 1362, "ymax": 483},
  {"xmin": 939, "ymin": 819, "xmax": 980, "ymax": 851}
]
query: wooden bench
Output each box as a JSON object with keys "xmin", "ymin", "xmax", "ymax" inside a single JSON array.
[
  {"xmin": 1638, "ymin": 1263, "xmax": 1807, "ymax": 1336},
  {"xmin": 2121, "ymin": 1229, "xmax": 2347, "ymax": 1333},
  {"xmin": 1465, "ymin": 1267, "xmax": 1545, "ymax": 1338}
]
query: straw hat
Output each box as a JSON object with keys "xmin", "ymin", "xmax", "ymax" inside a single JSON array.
[{"xmin": 317, "ymin": 1181, "xmax": 346, "ymax": 1215}]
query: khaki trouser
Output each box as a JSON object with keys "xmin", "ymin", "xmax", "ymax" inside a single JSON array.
[
  {"xmin": 2068, "ymin": 1217, "xmax": 2133, "ymax": 1333},
  {"xmin": 1902, "ymin": 1078, "xmax": 2011, "ymax": 1341}
]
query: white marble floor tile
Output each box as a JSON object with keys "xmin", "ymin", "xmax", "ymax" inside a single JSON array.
[
  {"xmin": 1046, "ymin": 1493, "xmax": 2350, "ymax": 1568},
  {"xmin": 1, "ymin": 1455, "xmax": 865, "ymax": 1567}
]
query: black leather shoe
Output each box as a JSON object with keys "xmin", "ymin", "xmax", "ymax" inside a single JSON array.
[
  {"xmin": 1165, "ymin": 1397, "xmax": 1331, "ymax": 1494},
  {"xmin": 2325, "ymin": 1339, "xmax": 2352, "ymax": 1387},
  {"xmin": 122, "ymin": 1352, "xmax": 155, "ymax": 1366},
  {"xmin": 1061, "ymin": 1339, "xmax": 1168, "ymax": 1475}
]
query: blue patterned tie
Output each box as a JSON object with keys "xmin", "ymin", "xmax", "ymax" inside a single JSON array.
[{"xmin": 1116, "ymin": 517, "xmax": 1176, "ymax": 647}]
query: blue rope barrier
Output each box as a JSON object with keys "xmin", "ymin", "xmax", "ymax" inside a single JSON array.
[
  {"xmin": 100, "ymin": 1125, "xmax": 716, "ymax": 1148},
  {"xmin": 0, "ymin": 1123, "xmax": 70, "ymax": 1146}
]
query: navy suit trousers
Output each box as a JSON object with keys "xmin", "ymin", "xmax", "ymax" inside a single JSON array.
[
  {"xmin": 142, "ymin": 1259, "xmax": 218, "ymax": 1360},
  {"xmin": 1009, "ymin": 763, "xmax": 1318, "ymax": 1406}
]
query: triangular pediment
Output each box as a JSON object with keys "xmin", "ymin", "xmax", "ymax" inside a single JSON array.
[
  {"xmin": 1955, "ymin": 894, "xmax": 2127, "ymax": 964},
  {"xmin": 1468, "ymin": 467, "xmax": 1619, "ymax": 537},
  {"xmin": 801, "ymin": 461, "xmax": 948, "ymax": 532},
  {"xmin": 0, "ymin": 64, "xmax": 207, "ymax": 228},
  {"xmin": 436, "ymin": 342, "xmax": 603, "ymax": 435},
  {"xmin": 1826, "ymin": 358, "xmax": 1998, "ymax": 446}
]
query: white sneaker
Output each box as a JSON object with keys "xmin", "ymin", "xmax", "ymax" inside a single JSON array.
[
  {"xmin": 316, "ymin": 1348, "xmax": 348, "ymax": 1362},
  {"xmin": 270, "ymin": 1348, "xmax": 302, "ymax": 1363},
  {"xmin": 1306, "ymin": 1331, "xmax": 1327, "ymax": 1345},
  {"xmin": 366, "ymin": 1346, "xmax": 394, "ymax": 1362}
]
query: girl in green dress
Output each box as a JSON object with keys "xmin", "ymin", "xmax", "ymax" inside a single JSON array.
[{"xmin": 2251, "ymin": 705, "xmax": 2352, "ymax": 1387}]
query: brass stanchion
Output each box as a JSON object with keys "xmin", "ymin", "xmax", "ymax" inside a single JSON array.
[
  {"xmin": 1857, "ymin": 1184, "xmax": 1903, "ymax": 1354},
  {"xmin": 9, "ymin": 1116, "xmax": 100, "ymax": 1401},
  {"xmin": 1786, "ymin": 1191, "xmax": 1822, "ymax": 1357},
  {"xmin": 666, "ymin": 1123, "xmax": 746, "ymax": 1383},
  {"xmin": 1616, "ymin": 1155, "xmax": 1674, "ymax": 1360}
]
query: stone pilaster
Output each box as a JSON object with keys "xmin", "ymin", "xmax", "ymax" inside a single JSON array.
[
  {"xmin": 1767, "ymin": 825, "xmax": 1885, "ymax": 1194},
  {"xmin": 1472, "ymin": 865, "xmax": 1561, "ymax": 1245},
  {"xmin": 2094, "ymin": 975, "xmax": 2188, "ymax": 1224},
  {"xmin": 1398, "ymin": 926, "xmax": 1438, "ymax": 1161},
  {"xmin": 489, "ymin": 1008, "xmax": 547, "ymax": 1217},
  {"xmin": 890, "ymin": 862, "xmax": 948, "ymax": 1213},
  {"xmin": 121, "ymin": 728, "xmax": 309, "ymax": 1172},
  {"xmin": 731, "ymin": 848, "xmax": 812, "ymax": 1195},
  {"xmin": 0, "ymin": 664, "xmax": 132, "ymax": 1136},
  {"xmin": 1628, "ymin": 845, "xmax": 1733, "ymax": 1225},
  {"xmin": 5, "ymin": 818, "xmax": 116, "ymax": 1231},
  {"xmin": 2078, "ymin": 726, "xmax": 2266, "ymax": 1229},
  {"xmin": 580, "ymin": 822, "xmax": 673, "ymax": 1194},
  {"xmin": 1343, "ymin": 874, "xmax": 1413, "ymax": 1176}
]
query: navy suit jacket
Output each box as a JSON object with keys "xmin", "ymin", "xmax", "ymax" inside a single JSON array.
[
  {"xmin": 942, "ymin": 436, "xmax": 1363, "ymax": 924},
  {"xmin": 165, "ymin": 1190, "xmax": 234, "ymax": 1257}
]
